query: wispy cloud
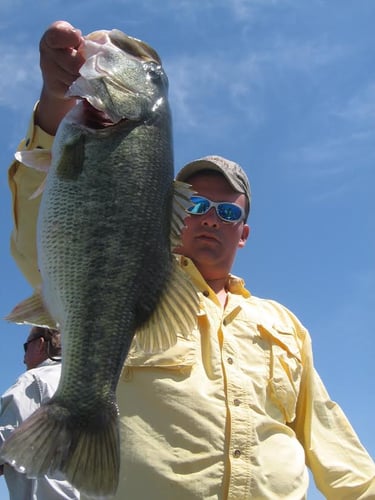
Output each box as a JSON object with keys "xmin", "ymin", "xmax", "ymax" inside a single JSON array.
[
  {"xmin": 0, "ymin": 45, "xmax": 40, "ymax": 110},
  {"xmin": 284, "ymin": 127, "xmax": 375, "ymax": 202},
  {"xmin": 167, "ymin": 36, "xmax": 347, "ymax": 135},
  {"xmin": 167, "ymin": 52, "xmax": 264, "ymax": 133},
  {"xmin": 334, "ymin": 83, "xmax": 375, "ymax": 124},
  {"xmin": 226, "ymin": 0, "xmax": 303, "ymax": 21},
  {"xmin": 99, "ymin": 0, "xmax": 294, "ymax": 17},
  {"xmin": 288, "ymin": 130, "xmax": 374, "ymax": 169}
]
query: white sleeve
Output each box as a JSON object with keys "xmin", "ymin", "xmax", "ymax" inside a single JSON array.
[{"xmin": 0, "ymin": 372, "xmax": 41, "ymax": 446}]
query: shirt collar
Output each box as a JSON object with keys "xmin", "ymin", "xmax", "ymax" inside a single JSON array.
[
  {"xmin": 37, "ymin": 358, "xmax": 61, "ymax": 368},
  {"xmin": 176, "ymin": 255, "xmax": 251, "ymax": 298}
]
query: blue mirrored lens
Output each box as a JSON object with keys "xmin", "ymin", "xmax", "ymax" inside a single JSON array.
[
  {"xmin": 217, "ymin": 203, "xmax": 242, "ymax": 221},
  {"xmin": 187, "ymin": 196, "xmax": 243, "ymax": 222},
  {"xmin": 188, "ymin": 197, "xmax": 210, "ymax": 214}
]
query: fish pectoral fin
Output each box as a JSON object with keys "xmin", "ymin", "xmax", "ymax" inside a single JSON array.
[
  {"xmin": 15, "ymin": 149, "xmax": 51, "ymax": 198},
  {"xmin": 56, "ymin": 135, "xmax": 85, "ymax": 180},
  {"xmin": 29, "ymin": 177, "xmax": 47, "ymax": 200},
  {"xmin": 170, "ymin": 180, "xmax": 195, "ymax": 249},
  {"xmin": 5, "ymin": 289, "xmax": 56, "ymax": 328},
  {"xmin": 135, "ymin": 259, "xmax": 199, "ymax": 353},
  {"xmin": 15, "ymin": 149, "xmax": 52, "ymax": 172}
]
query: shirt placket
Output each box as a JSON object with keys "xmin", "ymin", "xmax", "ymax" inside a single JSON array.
[{"xmin": 221, "ymin": 312, "xmax": 253, "ymax": 500}]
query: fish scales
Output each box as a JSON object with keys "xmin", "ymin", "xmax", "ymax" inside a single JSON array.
[
  {"xmin": 1, "ymin": 29, "xmax": 198, "ymax": 497},
  {"xmin": 46, "ymin": 115, "xmax": 173, "ymax": 408}
]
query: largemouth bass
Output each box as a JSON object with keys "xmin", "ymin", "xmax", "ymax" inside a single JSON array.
[{"xmin": 1, "ymin": 29, "xmax": 197, "ymax": 497}]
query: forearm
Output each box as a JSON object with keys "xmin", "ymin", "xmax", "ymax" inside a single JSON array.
[{"xmin": 35, "ymin": 86, "xmax": 76, "ymax": 136}]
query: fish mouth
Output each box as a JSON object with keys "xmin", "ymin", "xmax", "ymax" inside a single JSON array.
[{"xmin": 81, "ymin": 100, "xmax": 124, "ymax": 129}]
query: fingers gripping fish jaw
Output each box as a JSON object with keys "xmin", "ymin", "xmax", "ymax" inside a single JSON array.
[{"xmin": 67, "ymin": 29, "xmax": 168, "ymax": 125}]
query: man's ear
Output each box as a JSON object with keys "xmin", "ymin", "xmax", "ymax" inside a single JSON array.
[
  {"xmin": 37, "ymin": 337, "xmax": 47, "ymax": 354},
  {"xmin": 238, "ymin": 224, "xmax": 250, "ymax": 248}
]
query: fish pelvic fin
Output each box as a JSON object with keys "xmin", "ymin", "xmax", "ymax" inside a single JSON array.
[
  {"xmin": 0, "ymin": 400, "xmax": 120, "ymax": 498},
  {"xmin": 4, "ymin": 289, "xmax": 56, "ymax": 328},
  {"xmin": 135, "ymin": 258, "xmax": 199, "ymax": 352},
  {"xmin": 170, "ymin": 180, "xmax": 195, "ymax": 249}
]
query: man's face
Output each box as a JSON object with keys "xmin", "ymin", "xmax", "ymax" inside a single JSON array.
[
  {"xmin": 175, "ymin": 172, "xmax": 250, "ymax": 281},
  {"xmin": 23, "ymin": 327, "xmax": 47, "ymax": 370}
]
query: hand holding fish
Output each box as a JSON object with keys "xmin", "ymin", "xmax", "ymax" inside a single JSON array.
[{"xmin": 37, "ymin": 21, "xmax": 85, "ymax": 135}]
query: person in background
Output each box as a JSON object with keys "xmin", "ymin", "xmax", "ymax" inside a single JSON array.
[
  {"xmin": 0, "ymin": 327, "xmax": 80, "ymax": 499},
  {"xmin": 5, "ymin": 20, "xmax": 375, "ymax": 500}
]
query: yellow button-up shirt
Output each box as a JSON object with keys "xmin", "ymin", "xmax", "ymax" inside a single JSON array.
[{"xmin": 7, "ymin": 113, "xmax": 375, "ymax": 499}]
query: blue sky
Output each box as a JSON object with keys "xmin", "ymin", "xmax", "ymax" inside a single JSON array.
[{"xmin": 0, "ymin": 1, "xmax": 374, "ymax": 498}]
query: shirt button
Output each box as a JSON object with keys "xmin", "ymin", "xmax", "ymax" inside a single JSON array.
[
  {"xmin": 227, "ymin": 357, "xmax": 233, "ymax": 364},
  {"xmin": 233, "ymin": 449, "xmax": 241, "ymax": 458},
  {"xmin": 202, "ymin": 290, "xmax": 209, "ymax": 297},
  {"xmin": 234, "ymin": 398, "xmax": 241, "ymax": 406}
]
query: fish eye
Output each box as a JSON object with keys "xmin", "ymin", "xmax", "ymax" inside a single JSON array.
[{"xmin": 145, "ymin": 62, "xmax": 162, "ymax": 81}]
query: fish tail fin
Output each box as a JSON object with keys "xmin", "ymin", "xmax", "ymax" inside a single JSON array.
[
  {"xmin": 135, "ymin": 258, "xmax": 199, "ymax": 352},
  {"xmin": 4, "ymin": 288, "xmax": 56, "ymax": 329},
  {"xmin": 0, "ymin": 400, "xmax": 120, "ymax": 497}
]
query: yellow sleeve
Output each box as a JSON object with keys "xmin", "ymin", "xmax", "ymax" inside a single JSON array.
[
  {"xmin": 8, "ymin": 102, "xmax": 54, "ymax": 288},
  {"xmin": 290, "ymin": 322, "xmax": 375, "ymax": 499}
]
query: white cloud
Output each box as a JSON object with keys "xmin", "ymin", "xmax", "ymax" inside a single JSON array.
[
  {"xmin": 334, "ymin": 83, "xmax": 375, "ymax": 123},
  {"xmin": 166, "ymin": 36, "xmax": 347, "ymax": 135},
  {"xmin": 166, "ymin": 52, "xmax": 265, "ymax": 134},
  {"xmin": 228, "ymin": 0, "xmax": 298, "ymax": 20},
  {"xmin": 287, "ymin": 128, "xmax": 374, "ymax": 172},
  {"xmin": 0, "ymin": 45, "xmax": 41, "ymax": 110}
]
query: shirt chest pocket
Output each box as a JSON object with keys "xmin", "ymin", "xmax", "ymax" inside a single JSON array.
[
  {"xmin": 121, "ymin": 333, "xmax": 198, "ymax": 381},
  {"xmin": 258, "ymin": 323, "xmax": 302, "ymax": 423}
]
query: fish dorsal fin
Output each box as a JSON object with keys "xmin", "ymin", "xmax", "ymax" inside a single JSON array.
[
  {"xmin": 5, "ymin": 289, "xmax": 57, "ymax": 329},
  {"xmin": 170, "ymin": 180, "xmax": 195, "ymax": 249},
  {"xmin": 134, "ymin": 259, "xmax": 199, "ymax": 353}
]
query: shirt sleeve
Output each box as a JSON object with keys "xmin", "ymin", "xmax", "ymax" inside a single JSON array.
[
  {"xmin": 8, "ymin": 102, "xmax": 54, "ymax": 288},
  {"xmin": 290, "ymin": 321, "xmax": 375, "ymax": 499},
  {"xmin": 0, "ymin": 373, "xmax": 42, "ymax": 453}
]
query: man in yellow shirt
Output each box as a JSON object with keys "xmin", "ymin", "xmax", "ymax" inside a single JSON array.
[{"xmin": 6, "ymin": 20, "xmax": 375, "ymax": 499}]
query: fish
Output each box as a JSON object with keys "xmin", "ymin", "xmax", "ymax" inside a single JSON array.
[{"xmin": 1, "ymin": 29, "xmax": 198, "ymax": 497}]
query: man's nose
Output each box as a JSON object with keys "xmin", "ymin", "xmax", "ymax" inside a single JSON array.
[{"xmin": 201, "ymin": 208, "xmax": 219, "ymax": 227}]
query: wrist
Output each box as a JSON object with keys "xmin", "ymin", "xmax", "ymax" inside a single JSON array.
[{"xmin": 35, "ymin": 87, "xmax": 76, "ymax": 136}]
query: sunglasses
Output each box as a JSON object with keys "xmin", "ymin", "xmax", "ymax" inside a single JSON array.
[
  {"xmin": 23, "ymin": 336, "xmax": 45, "ymax": 353},
  {"xmin": 186, "ymin": 196, "xmax": 245, "ymax": 223}
]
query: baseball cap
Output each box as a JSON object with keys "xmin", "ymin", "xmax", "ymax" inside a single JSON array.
[{"xmin": 176, "ymin": 155, "xmax": 251, "ymax": 215}]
